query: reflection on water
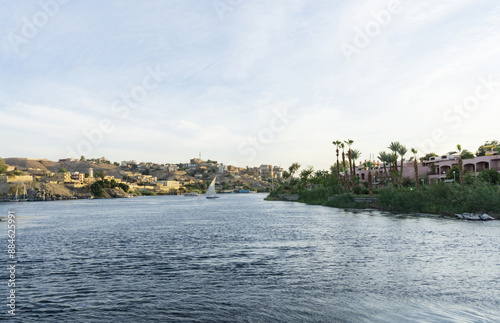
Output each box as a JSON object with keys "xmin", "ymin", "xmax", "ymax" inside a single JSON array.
[{"xmin": 1, "ymin": 194, "xmax": 499, "ymax": 322}]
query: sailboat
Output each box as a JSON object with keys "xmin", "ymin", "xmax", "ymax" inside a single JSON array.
[{"xmin": 206, "ymin": 176, "xmax": 219, "ymax": 199}]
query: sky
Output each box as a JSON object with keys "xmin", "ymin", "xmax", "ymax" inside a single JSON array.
[{"xmin": 1, "ymin": 0, "xmax": 500, "ymax": 170}]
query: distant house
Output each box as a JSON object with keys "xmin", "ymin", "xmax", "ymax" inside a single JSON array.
[
  {"xmin": 54, "ymin": 172, "xmax": 72, "ymax": 183},
  {"xmin": 166, "ymin": 165, "xmax": 179, "ymax": 172},
  {"xmin": 71, "ymin": 172, "xmax": 85, "ymax": 182},
  {"xmin": 156, "ymin": 181, "xmax": 181, "ymax": 190},
  {"xmin": 121, "ymin": 160, "xmax": 137, "ymax": 166}
]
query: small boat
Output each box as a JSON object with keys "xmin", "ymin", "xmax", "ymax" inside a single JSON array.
[
  {"xmin": 184, "ymin": 192, "xmax": 199, "ymax": 197},
  {"xmin": 206, "ymin": 176, "xmax": 219, "ymax": 199}
]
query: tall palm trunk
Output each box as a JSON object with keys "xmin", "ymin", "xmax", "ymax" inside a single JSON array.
[
  {"xmin": 458, "ymin": 157, "xmax": 464, "ymax": 185},
  {"xmin": 348, "ymin": 149, "xmax": 353, "ymax": 191},
  {"xmin": 414, "ymin": 159, "xmax": 419, "ymax": 190},
  {"xmin": 342, "ymin": 149, "xmax": 347, "ymax": 191},
  {"xmin": 457, "ymin": 144, "xmax": 464, "ymax": 185},
  {"xmin": 368, "ymin": 169, "xmax": 373, "ymax": 196},
  {"xmin": 336, "ymin": 146, "xmax": 340, "ymax": 193}
]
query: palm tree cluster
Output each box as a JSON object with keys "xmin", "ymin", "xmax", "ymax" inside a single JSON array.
[
  {"xmin": 332, "ymin": 139, "xmax": 361, "ymax": 193},
  {"xmin": 377, "ymin": 141, "xmax": 409, "ymax": 187},
  {"xmin": 273, "ymin": 140, "xmax": 471, "ymax": 198}
]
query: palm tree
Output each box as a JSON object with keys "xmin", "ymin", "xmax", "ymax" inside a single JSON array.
[
  {"xmin": 457, "ymin": 144, "xmax": 464, "ymax": 185},
  {"xmin": 299, "ymin": 166, "xmax": 314, "ymax": 189},
  {"xmin": 282, "ymin": 170, "xmax": 290, "ymax": 181},
  {"xmin": 388, "ymin": 142, "xmax": 401, "ymax": 172},
  {"xmin": 345, "ymin": 139, "xmax": 354, "ymax": 191},
  {"xmin": 333, "ymin": 140, "xmax": 342, "ymax": 192},
  {"xmin": 288, "ymin": 162, "xmax": 301, "ymax": 193},
  {"xmin": 351, "ymin": 149, "xmax": 361, "ymax": 180},
  {"xmin": 364, "ymin": 161, "xmax": 374, "ymax": 196},
  {"xmin": 341, "ymin": 143, "xmax": 347, "ymax": 191},
  {"xmin": 411, "ymin": 148, "xmax": 419, "ymax": 190},
  {"xmin": 288, "ymin": 162, "xmax": 301, "ymax": 178},
  {"xmin": 398, "ymin": 144, "xmax": 408, "ymax": 177},
  {"xmin": 378, "ymin": 151, "xmax": 390, "ymax": 183}
]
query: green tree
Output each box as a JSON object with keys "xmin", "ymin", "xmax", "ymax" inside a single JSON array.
[
  {"xmin": 80, "ymin": 156, "xmax": 85, "ymax": 161},
  {"xmin": 456, "ymin": 144, "xmax": 464, "ymax": 185},
  {"xmin": 377, "ymin": 151, "xmax": 390, "ymax": 182},
  {"xmin": 420, "ymin": 152, "xmax": 437, "ymax": 163},
  {"xmin": 341, "ymin": 143, "xmax": 347, "ymax": 191},
  {"xmin": 388, "ymin": 142, "xmax": 401, "ymax": 172},
  {"xmin": 95, "ymin": 170, "xmax": 106, "ymax": 180},
  {"xmin": 345, "ymin": 139, "xmax": 354, "ymax": 191},
  {"xmin": 397, "ymin": 144, "xmax": 408, "ymax": 182},
  {"xmin": 311, "ymin": 170, "xmax": 330, "ymax": 186},
  {"xmin": 476, "ymin": 140, "xmax": 499, "ymax": 156},
  {"xmin": 332, "ymin": 140, "xmax": 342, "ymax": 193},
  {"xmin": 351, "ymin": 149, "xmax": 361, "ymax": 180},
  {"xmin": 90, "ymin": 181, "xmax": 105, "ymax": 197},
  {"xmin": 299, "ymin": 166, "xmax": 314, "ymax": 189},
  {"xmin": 411, "ymin": 148, "xmax": 419, "ymax": 190},
  {"xmin": 446, "ymin": 165, "xmax": 460, "ymax": 181},
  {"xmin": 0, "ymin": 157, "xmax": 6, "ymax": 174},
  {"xmin": 58, "ymin": 168, "xmax": 67, "ymax": 173},
  {"xmin": 288, "ymin": 163, "xmax": 301, "ymax": 178},
  {"xmin": 363, "ymin": 161, "xmax": 374, "ymax": 196},
  {"xmin": 478, "ymin": 169, "xmax": 500, "ymax": 185},
  {"xmin": 118, "ymin": 183, "xmax": 130, "ymax": 192},
  {"xmin": 288, "ymin": 163, "xmax": 301, "ymax": 193},
  {"xmin": 460, "ymin": 150, "xmax": 475, "ymax": 159}
]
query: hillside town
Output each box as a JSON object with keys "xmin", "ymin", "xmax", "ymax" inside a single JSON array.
[{"xmin": 0, "ymin": 156, "xmax": 284, "ymax": 201}]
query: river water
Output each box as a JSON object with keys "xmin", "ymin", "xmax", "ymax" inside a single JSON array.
[{"xmin": 1, "ymin": 193, "xmax": 499, "ymax": 322}]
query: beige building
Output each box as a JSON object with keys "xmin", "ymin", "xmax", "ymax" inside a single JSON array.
[
  {"xmin": 157, "ymin": 181, "xmax": 181, "ymax": 190},
  {"xmin": 54, "ymin": 172, "xmax": 72, "ymax": 183},
  {"xmin": 0, "ymin": 175, "xmax": 34, "ymax": 183}
]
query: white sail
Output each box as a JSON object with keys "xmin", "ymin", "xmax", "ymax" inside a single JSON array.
[{"xmin": 206, "ymin": 176, "xmax": 217, "ymax": 198}]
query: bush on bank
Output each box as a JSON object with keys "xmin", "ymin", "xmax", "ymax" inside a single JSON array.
[
  {"xmin": 294, "ymin": 181, "xmax": 500, "ymax": 216},
  {"xmin": 377, "ymin": 182, "xmax": 500, "ymax": 215}
]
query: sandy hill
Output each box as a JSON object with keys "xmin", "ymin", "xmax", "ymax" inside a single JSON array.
[{"xmin": 5, "ymin": 158, "xmax": 123, "ymax": 178}]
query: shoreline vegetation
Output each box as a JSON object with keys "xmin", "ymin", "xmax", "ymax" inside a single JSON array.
[{"xmin": 266, "ymin": 140, "xmax": 500, "ymax": 220}]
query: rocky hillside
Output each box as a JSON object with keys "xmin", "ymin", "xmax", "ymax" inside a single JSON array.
[{"xmin": 4, "ymin": 158, "xmax": 123, "ymax": 178}]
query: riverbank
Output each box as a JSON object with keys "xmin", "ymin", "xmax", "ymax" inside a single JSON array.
[{"xmin": 267, "ymin": 183, "xmax": 500, "ymax": 220}]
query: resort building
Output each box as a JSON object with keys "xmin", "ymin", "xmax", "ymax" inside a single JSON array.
[
  {"xmin": 356, "ymin": 153, "xmax": 500, "ymax": 183},
  {"xmin": 426, "ymin": 154, "xmax": 500, "ymax": 182}
]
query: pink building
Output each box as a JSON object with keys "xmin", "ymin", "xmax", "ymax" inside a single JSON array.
[
  {"xmin": 356, "ymin": 153, "xmax": 500, "ymax": 184},
  {"xmin": 426, "ymin": 154, "xmax": 500, "ymax": 182},
  {"xmin": 356, "ymin": 161, "xmax": 429, "ymax": 183}
]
